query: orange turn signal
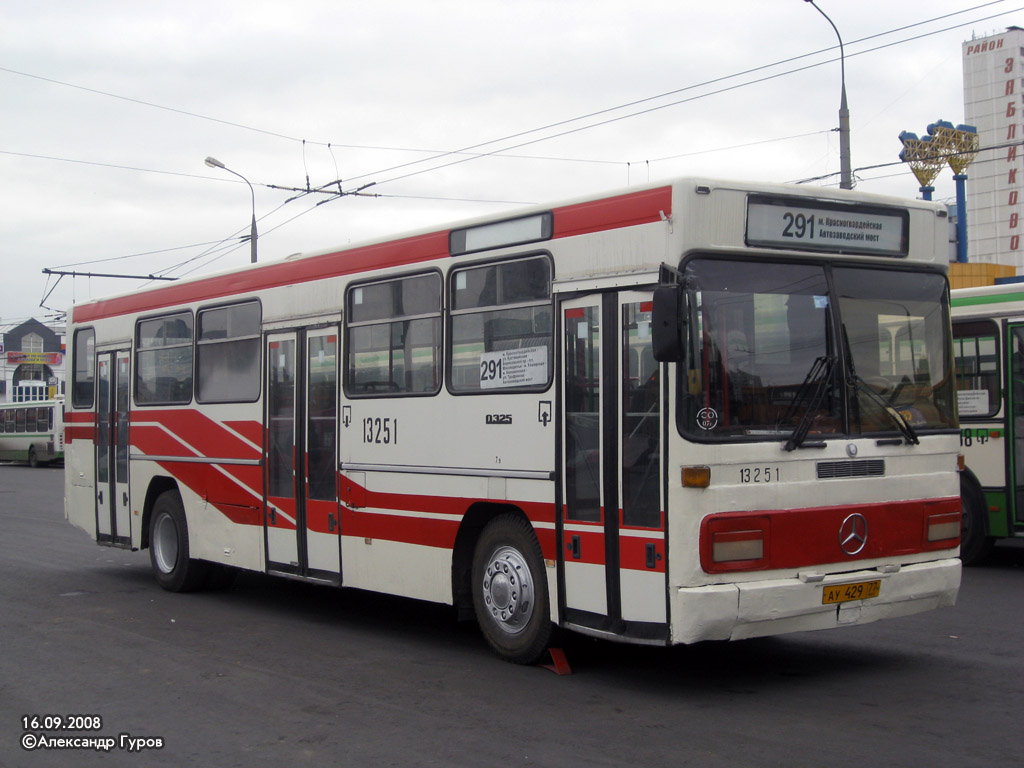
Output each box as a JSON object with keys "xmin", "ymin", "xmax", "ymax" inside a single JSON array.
[{"xmin": 682, "ymin": 466, "xmax": 711, "ymax": 488}]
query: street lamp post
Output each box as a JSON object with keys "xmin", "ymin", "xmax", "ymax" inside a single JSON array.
[
  {"xmin": 806, "ymin": 0, "xmax": 852, "ymax": 190},
  {"xmin": 205, "ymin": 156, "xmax": 258, "ymax": 264}
]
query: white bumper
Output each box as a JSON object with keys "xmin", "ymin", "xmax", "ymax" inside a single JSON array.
[{"xmin": 671, "ymin": 558, "xmax": 962, "ymax": 644}]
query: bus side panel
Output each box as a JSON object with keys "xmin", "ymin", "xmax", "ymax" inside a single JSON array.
[
  {"xmin": 960, "ymin": 422, "xmax": 1012, "ymax": 538},
  {"xmin": 961, "ymin": 422, "xmax": 1007, "ymax": 491},
  {"xmin": 64, "ymin": 412, "xmax": 97, "ymax": 539},
  {"xmin": 128, "ymin": 403, "xmax": 267, "ymax": 572},
  {"xmin": 337, "ymin": 471, "xmax": 558, "ymax": 606},
  {"xmin": 172, "ymin": 473, "xmax": 266, "ymax": 573}
]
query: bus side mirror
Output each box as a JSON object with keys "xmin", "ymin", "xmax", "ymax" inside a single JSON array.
[{"xmin": 652, "ymin": 284, "xmax": 685, "ymax": 362}]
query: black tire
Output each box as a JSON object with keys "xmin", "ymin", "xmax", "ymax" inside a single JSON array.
[
  {"xmin": 148, "ymin": 490, "xmax": 209, "ymax": 592},
  {"xmin": 472, "ymin": 514, "xmax": 552, "ymax": 664},
  {"xmin": 27, "ymin": 447, "xmax": 39, "ymax": 469},
  {"xmin": 960, "ymin": 474, "xmax": 994, "ymax": 566}
]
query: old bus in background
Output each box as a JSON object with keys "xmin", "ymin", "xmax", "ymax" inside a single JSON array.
[
  {"xmin": 0, "ymin": 398, "xmax": 64, "ymax": 466},
  {"xmin": 64, "ymin": 178, "xmax": 960, "ymax": 664}
]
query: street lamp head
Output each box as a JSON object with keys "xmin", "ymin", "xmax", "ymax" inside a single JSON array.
[{"xmin": 204, "ymin": 156, "xmax": 225, "ymax": 169}]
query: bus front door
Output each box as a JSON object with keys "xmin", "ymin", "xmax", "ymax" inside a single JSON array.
[
  {"xmin": 560, "ymin": 292, "xmax": 667, "ymax": 641},
  {"xmin": 95, "ymin": 349, "xmax": 131, "ymax": 547},
  {"xmin": 264, "ymin": 328, "xmax": 341, "ymax": 582}
]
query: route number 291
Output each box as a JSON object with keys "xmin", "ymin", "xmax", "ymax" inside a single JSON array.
[{"xmin": 782, "ymin": 212, "xmax": 817, "ymax": 240}]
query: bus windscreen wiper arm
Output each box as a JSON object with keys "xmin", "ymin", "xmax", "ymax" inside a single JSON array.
[
  {"xmin": 783, "ymin": 355, "xmax": 836, "ymax": 452},
  {"xmin": 848, "ymin": 373, "xmax": 920, "ymax": 445}
]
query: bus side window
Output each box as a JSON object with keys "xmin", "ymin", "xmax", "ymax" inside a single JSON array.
[
  {"xmin": 345, "ymin": 272, "xmax": 442, "ymax": 397},
  {"xmin": 449, "ymin": 256, "xmax": 552, "ymax": 393},
  {"xmin": 72, "ymin": 328, "xmax": 96, "ymax": 408},
  {"xmin": 952, "ymin": 320, "xmax": 1000, "ymax": 419}
]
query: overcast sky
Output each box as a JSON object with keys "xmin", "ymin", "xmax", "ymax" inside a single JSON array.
[{"xmin": 2, "ymin": 0, "xmax": 1021, "ymax": 327}]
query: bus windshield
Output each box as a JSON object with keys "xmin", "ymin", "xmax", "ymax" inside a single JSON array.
[{"xmin": 678, "ymin": 258, "xmax": 956, "ymax": 442}]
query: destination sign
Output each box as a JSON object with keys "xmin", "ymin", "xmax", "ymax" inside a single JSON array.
[{"xmin": 746, "ymin": 195, "xmax": 909, "ymax": 257}]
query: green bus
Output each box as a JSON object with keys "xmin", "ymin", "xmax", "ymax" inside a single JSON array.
[{"xmin": 952, "ymin": 283, "xmax": 1024, "ymax": 563}]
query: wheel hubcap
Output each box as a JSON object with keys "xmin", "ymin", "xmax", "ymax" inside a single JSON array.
[
  {"xmin": 153, "ymin": 514, "xmax": 179, "ymax": 574},
  {"xmin": 481, "ymin": 545, "xmax": 534, "ymax": 634}
]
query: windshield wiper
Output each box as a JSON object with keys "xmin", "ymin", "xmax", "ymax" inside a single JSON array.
[
  {"xmin": 848, "ymin": 373, "xmax": 920, "ymax": 445},
  {"xmin": 840, "ymin": 322, "xmax": 919, "ymax": 446},
  {"xmin": 783, "ymin": 355, "xmax": 836, "ymax": 452}
]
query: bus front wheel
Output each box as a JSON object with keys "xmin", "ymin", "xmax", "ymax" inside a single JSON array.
[
  {"xmin": 149, "ymin": 490, "xmax": 209, "ymax": 592},
  {"xmin": 471, "ymin": 514, "xmax": 552, "ymax": 665}
]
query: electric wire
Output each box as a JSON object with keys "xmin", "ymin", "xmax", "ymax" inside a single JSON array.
[{"xmin": 18, "ymin": 2, "xmax": 1017, "ymax": 284}]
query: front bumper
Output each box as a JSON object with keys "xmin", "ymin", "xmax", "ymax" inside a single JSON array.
[{"xmin": 670, "ymin": 557, "xmax": 961, "ymax": 644}]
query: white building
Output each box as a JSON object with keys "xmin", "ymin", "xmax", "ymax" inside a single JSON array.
[{"xmin": 962, "ymin": 26, "xmax": 1024, "ymax": 268}]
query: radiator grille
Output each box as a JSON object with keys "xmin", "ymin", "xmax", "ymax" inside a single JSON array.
[{"xmin": 816, "ymin": 459, "xmax": 885, "ymax": 479}]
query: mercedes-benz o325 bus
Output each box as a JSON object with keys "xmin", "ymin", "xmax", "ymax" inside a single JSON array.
[{"xmin": 64, "ymin": 177, "xmax": 961, "ymax": 663}]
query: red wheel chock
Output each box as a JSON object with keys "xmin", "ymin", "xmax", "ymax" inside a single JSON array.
[{"xmin": 541, "ymin": 647, "xmax": 572, "ymax": 675}]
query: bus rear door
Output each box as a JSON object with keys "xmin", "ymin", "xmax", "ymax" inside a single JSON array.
[
  {"xmin": 264, "ymin": 328, "xmax": 341, "ymax": 582},
  {"xmin": 95, "ymin": 349, "xmax": 131, "ymax": 547}
]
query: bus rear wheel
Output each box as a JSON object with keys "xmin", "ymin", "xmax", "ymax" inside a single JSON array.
[
  {"xmin": 471, "ymin": 514, "xmax": 552, "ymax": 665},
  {"xmin": 149, "ymin": 490, "xmax": 209, "ymax": 592}
]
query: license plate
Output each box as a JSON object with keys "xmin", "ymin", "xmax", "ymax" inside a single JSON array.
[{"xmin": 822, "ymin": 580, "xmax": 881, "ymax": 605}]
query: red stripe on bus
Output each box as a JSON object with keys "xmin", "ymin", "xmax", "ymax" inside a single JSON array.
[
  {"xmin": 552, "ymin": 186, "xmax": 672, "ymax": 239},
  {"xmin": 65, "ymin": 425, "xmax": 95, "ymax": 443},
  {"xmin": 224, "ymin": 420, "xmax": 264, "ymax": 447},
  {"xmin": 341, "ymin": 507, "xmax": 461, "ymax": 550},
  {"xmin": 155, "ymin": 459, "xmax": 263, "ymax": 527},
  {"xmin": 132, "ymin": 410, "xmax": 261, "ymax": 460}
]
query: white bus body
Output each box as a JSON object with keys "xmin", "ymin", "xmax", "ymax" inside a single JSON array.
[{"xmin": 65, "ymin": 178, "xmax": 960, "ymax": 663}]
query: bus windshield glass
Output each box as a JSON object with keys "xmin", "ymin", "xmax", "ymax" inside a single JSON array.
[{"xmin": 679, "ymin": 258, "xmax": 956, "ymax": 441}]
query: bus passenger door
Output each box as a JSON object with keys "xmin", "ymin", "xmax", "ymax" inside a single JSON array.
[
  {"xmin": 561, "ymin": 292, "xmax": 667, "ymax": 638},
  {"xmin": 1009, "ymin": 324, "xmax": 1024, "ymax": 525},
  {"xmin": 303, "ymin": 328, "xmax": 341, "ymax": 581},
  {"xmin": 95, "ymin": 349, "xmax": 131, "ymax": 547},
  {"xmin": 562, "ymin": 297, "xmax": 608, "ymax": 618},
  {"xmin": 265, "ymin": 333, "xmax": 301, "ymax": 573},
  {"xmin": 617, "ymin": 294, "xmax": 666, "ymax": 630},
  {"xmin": 264, "ymin": 329, "xmax": 341, "ymax": 582}
]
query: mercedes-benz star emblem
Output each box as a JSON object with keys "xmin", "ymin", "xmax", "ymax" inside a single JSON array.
[{"xmin": 839, "ymin": 513, "xmax": 868, "ymax": 556}]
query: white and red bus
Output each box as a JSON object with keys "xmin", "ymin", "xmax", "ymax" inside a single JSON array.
[{"xmin": 65, "ymin": 177, "xmax": 961, "ymax": 663}]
